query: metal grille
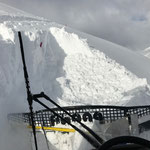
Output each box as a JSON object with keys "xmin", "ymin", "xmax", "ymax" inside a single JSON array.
[{"xmin": 8, "ymin": 105, "xmax": 150, "ymax": 127}]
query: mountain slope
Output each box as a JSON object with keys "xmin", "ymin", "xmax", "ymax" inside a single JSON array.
[{"xmin": 0, "ymin": 2, "xmax": 44, "ymax": 22}]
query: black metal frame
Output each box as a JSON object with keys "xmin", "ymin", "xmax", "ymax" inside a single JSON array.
[{"xmin": 8, "ymin": 105, "xmax": 150, "ymax": 127}]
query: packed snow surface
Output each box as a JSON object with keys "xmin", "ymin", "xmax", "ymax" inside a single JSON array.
[{"xmin": 1, "ymin": 2, "xmax": 150, "ymax": 150}]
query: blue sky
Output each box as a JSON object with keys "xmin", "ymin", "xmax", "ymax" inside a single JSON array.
[{"xmin": 1, "ymin": 0, "xmax": 150, "ymax": 51}]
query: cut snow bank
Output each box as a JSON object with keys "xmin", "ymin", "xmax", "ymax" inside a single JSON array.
[
  {"xmin": 0, "ymin": 23, "xmax": 150, "ymax": 111},
  {"xmin": 0, "ymin": 3, "xmax": 150, "ymax": 109},
  {"xmin": 49, "ymin": 27, "xmax": 150, "ymax": 106}
]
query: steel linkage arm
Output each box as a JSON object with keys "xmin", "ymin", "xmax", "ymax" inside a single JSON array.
[
  {"xmin": 34, "ymin": 97, "xmax": 101, "ymax": 149},
  {"xmin": 33, "ymin": 92, "xmax": 104, "ymax": 145}
]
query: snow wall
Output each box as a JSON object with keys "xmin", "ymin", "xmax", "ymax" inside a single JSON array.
[
  {"xmin": 1, "ymin": 25, "xmax": 150, "ymax": 109},
  {"xmin": 1, "ymin": 20, "xmax": 150, "ymax": 150}
]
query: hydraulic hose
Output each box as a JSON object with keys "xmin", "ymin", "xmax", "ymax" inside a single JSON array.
[{"xmin": 99, "ymin": 136, "xmax": 150, "ymax": 150}]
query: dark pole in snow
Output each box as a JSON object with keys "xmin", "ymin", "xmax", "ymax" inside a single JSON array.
[{"xmin": 18, "ymin": 31, "xmax": 38, "ymax": 150}]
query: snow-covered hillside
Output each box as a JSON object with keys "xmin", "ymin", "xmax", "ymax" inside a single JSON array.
[
  {"xmin": 0, "ymin": 2, "xmax": 45, "ymax": 22},
  {"xmin": 1, "ymin": 2, "xmax": 150, "ymax": 150}
]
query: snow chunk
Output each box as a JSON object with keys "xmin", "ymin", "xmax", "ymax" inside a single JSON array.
[
  {"xmin": 25, "ymin": 31, "xmax": 40, "ymax": 41},
  {"xmin": 0, "ymin": 23, "xmax": 14, "ymax": 43},
  {"xmin": 50, "ymin": 27, "xmax": 149, "ymax": 106}
]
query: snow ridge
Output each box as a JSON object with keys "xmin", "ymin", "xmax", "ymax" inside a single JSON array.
[{"xmin": 0, "ymin": 2, "xmax": 45, "ymax": 23}]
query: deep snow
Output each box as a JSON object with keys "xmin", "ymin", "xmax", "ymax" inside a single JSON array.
[
  {"xmin": 0, "ymin": 2, "xmax": 150, "ymax": 150},
  {"xmin": 1, "ymin": 17, "xmax": 150, "ymax": 108}
]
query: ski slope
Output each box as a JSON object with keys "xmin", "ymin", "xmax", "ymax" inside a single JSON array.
[{"xmin": 0, "ymin": 2, "xmax": 150, "ymax": 150}]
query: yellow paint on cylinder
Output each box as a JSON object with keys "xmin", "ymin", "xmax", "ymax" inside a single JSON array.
[{"xmin": 28, "ymin": 126, "xmax": 75, "ymax": 132}]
